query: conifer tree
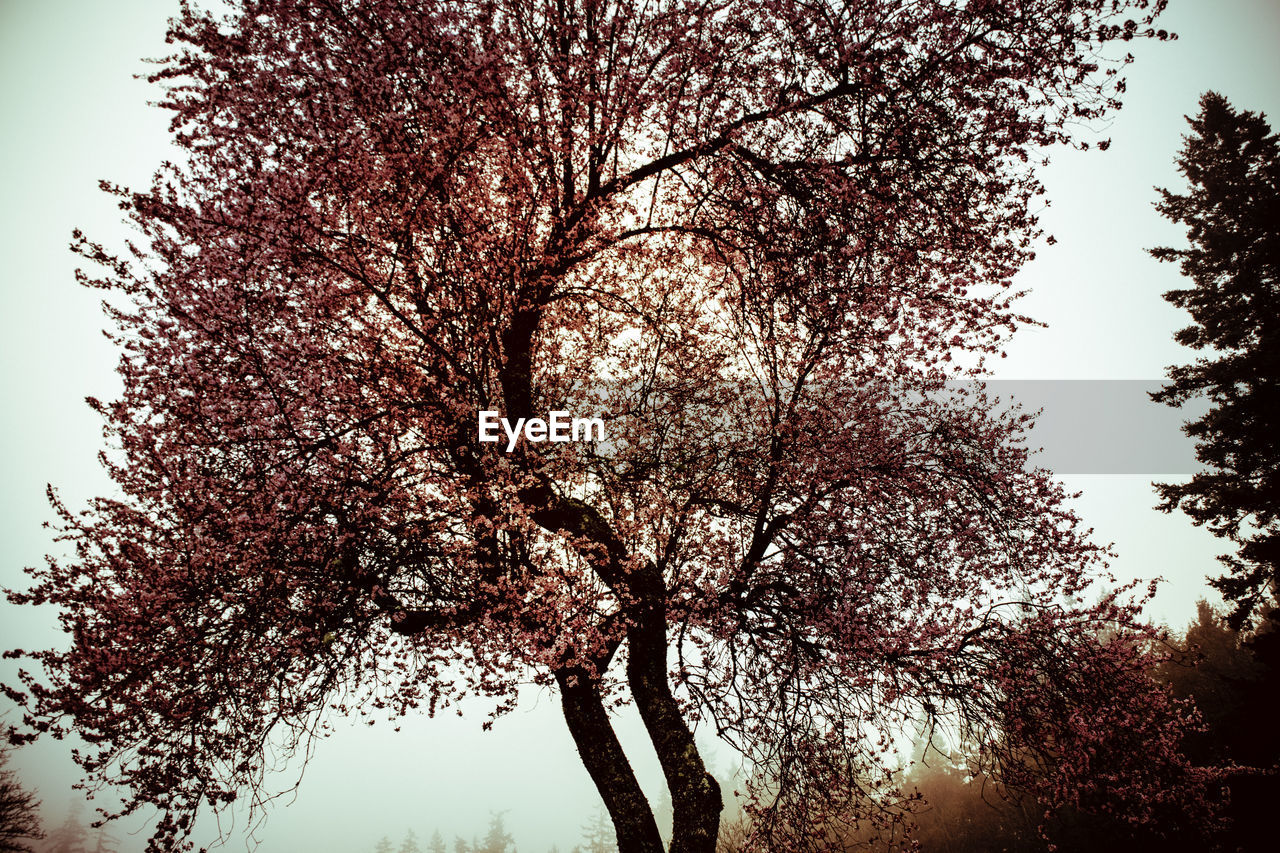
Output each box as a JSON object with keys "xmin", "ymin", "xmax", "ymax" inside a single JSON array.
[
  {"xmin": 1151, "ymin": 92, "xmax": 1280, "ymax": 629},
  {"xmin": 88, "ymin": 828, "xmax": 121, "ymax": 853},
  {"xmin": 479, "ymin": 813, "xmax": 514, "ymax": 853},
  {"xmin": 41, "ymin": 803, "xmax": 87, "ymax": 853},
  {"xmin": 399, "ymin": 829, "xmax": 423, "ymax": 853},
  {"xmin": 579, "ymin": 810, "xmax": 615, "ymax": 853}
]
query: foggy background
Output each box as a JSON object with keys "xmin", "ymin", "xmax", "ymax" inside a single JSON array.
[{"xmin": 2, "ymin": 0, "xmax": 1279, "ymax": 850}]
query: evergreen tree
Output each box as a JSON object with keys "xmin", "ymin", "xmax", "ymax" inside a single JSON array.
[
  {"xmin": 88, "ymin": 829, "xmax": 120, "ymax": 853},
  {"xmin": 578, "ymin": 810, "xmax": 615, "ymax": 853},
  {"xmin": 427, "ymin": 830, "xmax": 447, "ymax": 853},
  {"xmin": 398, "ymin": 829, "xmax": 422, "ymax": 853},
  {"xmin": 1151, "ymin": 91, "xmax": 1280, "ymax": 629},
  {"xmin": 40, "ymin": 803, "xmax": 87, "ymax": 853},
  {"xmin": 1156, "ymin": 599, "xmax": 1280, "ymax": 850},
  {"xmin": 373, "ymin": 836, "xmax": 393, "ymax": 853},
  {"xmin": 478, "ymin": 813, "xmax": 514, "ymax": 853}
]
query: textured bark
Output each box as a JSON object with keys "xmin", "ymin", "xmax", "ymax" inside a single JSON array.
[
  {"xmin": 556, "ymin": 667, "xmax": 665, "ymax": 853},
  {"xmin": 627, "ymin": 567, "xmax": 722, "ymax": 853}
]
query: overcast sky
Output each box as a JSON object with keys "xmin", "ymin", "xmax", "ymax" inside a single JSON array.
[{"xmin": 2, "ymin": 1, "xmax": 1279, "ymax": 851}]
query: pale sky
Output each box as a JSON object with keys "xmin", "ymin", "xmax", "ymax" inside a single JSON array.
[{"xmin": 2, "ymin": 1, "xmax": 1279, "ymax": 851}]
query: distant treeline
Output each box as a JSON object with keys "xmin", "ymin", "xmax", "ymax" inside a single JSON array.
[
  {"xmin": 15, "ymin": 599, "xmax": 1277, "ymax": 853},
  {"xmin": 359, "ymin": 597, "xmax": 1279, "ymax": 853},
  {"xmin": 368, "ymin": 808, "xmax": 616, "ymax": 853},
  {"xmin": 714, "ymin": 599, "xmax": 1280, "ymax": 853}
]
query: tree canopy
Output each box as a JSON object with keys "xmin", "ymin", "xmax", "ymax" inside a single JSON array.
[
  {"xmin": 1150, "ymin": 91, "xmax": 1280, "ymax": 630},
  {"xmin": 3, "ymin": 1, "xmax": 1207, "ymax": 851}
]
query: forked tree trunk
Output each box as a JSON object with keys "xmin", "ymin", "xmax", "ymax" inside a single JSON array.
[
  {"xmin": 556, "ymin": 666, "xmax": 666, "ymax": 852},
  {"xmin": 555, "ymin": 594, "xmax": 723, "ymax": 853},
  {"xmin": 510, "ymin": 288, "xmax": 720, "ymax": 850}
]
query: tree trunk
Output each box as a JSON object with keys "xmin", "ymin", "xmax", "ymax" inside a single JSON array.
[
  {"xmin": 556, "ymin": 666, "xmax": 666, "ymax": 852},
  {"xmin": 626, "ymin": 567, "xmax": 723, "ymax": 853}
]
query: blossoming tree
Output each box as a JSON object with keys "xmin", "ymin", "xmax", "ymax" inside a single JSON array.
[{"xmin": 5, "ymin": 1, "xmax": 1213, "ymax": 850}]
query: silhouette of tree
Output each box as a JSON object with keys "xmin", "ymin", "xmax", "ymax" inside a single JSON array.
[
  {"xmin": 428, "ymin": 829, "xmax": 448, "ymax": 853},
  {"xmin": 1150, "ymin": 92, "xmax": 1280, "ymax": 630},
  {"xmin": 476, "ymin": 812, "xmax": 515, "ymax": 853},
  {"xmin": 374, "ymin": 836, "xmax": 394, "ymax": 853},
  {"xmin": 4, "ymin": 1, "xmax": 1202, "ymax": 851},
  {"xmin": 711, "ymin": 612, "xmax": 1223, "ymax": 850},
  {"xmin": 1156, "ymin": 599, "xmax": 1280, "ymax": 850},
  {"xmin": 0, "ymin": 748, "xmax": 43, "ymax": 853},
  {"xmin": 88, "ymin": 828, "xmax": 121, "ymax": 853},
  {"xmin": 41, "ymin": 803, "xmax": 87, "ymax": 853},
  {"xmin": 579, "ymin": 809, "xmax": 615, "ymax": 853},
  {"xmin": 399, "ymin": 828, "xmax": 424, "ymax": 853}
]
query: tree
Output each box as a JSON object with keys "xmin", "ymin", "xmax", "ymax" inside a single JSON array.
[
  {"xmin": 3, "ymin": 1, "xmax": 1197, "ymax": 851},
  {"xmin": 40, "ymin": 804, "xmax": 87, "ymax": 853},
  {"xmin": 1155, "ymin": 600, "xmax": 1280, "ymax": 851},
  {"xmin": 0, "ymin": 748, "xmax": 43, "ymax": 853},
  {"xmin": 428, "ymin": 830, "xmax": 448, "ymax": 853},
  {"xmin": 1150, "ymin": 92, "xmax": 1280, "ymax": 630},
  {"xmin": 375, "ymin": 836, "xmax": 394, "ymax": 853},
  {"xmin": 400, "ymin": 829, "xmax": 424, "ymax": 853},
  {"xmin": 579, "ymin": 810, "xmax": 616, "ymax": 853},
  {"xmin": 88, "ymin": 828, "xmax": 121, "ymax": 853},
  {"xmin": 478, "ymin": 813, "xmax": 514, "ymax": 853}
]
